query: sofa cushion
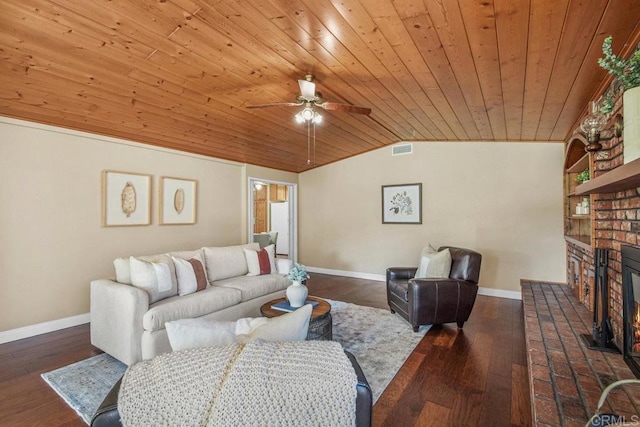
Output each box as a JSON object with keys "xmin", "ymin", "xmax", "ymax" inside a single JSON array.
[
  {"xmin": 172, "ymin": 254, "xmax": 208, "ymax": 296},
  {"xmin": 143, "ymin": 286, "xmax": 242, "ymax": 331},
  {"xmin": 203, "ymin": 243, "xmax": 259, "ymax": 282},
  {"xmin": 170, "ymin": 249, "xmax": 209, "ymax": 284},
  {"xmin": 130, "ymin": 255, "xmax": 178, "ymax": 303},
  {"xmin": 214, "ymin": 274, "xmax": 289, "ymax": 302}
]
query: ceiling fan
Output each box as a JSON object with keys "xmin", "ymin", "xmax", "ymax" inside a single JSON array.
[{"xmin": 246, "ymin": 74, "xmax": 372, "ymax": 121}]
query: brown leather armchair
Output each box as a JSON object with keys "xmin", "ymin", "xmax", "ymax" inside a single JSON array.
[{"xmin": 387, "ymin": 246, "xmax": 482, "ymax": 332}]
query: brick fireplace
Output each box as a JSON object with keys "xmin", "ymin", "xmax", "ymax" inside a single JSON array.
[{"xmin": 566, "ymin": 91, "xmax": 640, "ymax": 356}]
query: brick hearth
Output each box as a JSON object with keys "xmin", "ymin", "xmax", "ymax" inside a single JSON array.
[{"xmin": 522, "ymin": 281, "xmax": 640, "ymax": 426}]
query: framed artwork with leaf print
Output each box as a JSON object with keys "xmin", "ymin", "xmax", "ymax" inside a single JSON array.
[{"xmin": 381, "ymin": 183, "xmax": 422, "ymax": 224}]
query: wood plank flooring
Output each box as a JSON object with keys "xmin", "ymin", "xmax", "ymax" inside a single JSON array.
[{"xmin": 0, "ymin": 273, "xmax": 531, "ymax": 426}]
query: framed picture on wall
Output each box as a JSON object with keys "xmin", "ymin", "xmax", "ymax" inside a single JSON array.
[
  {"xmin": 159, "ymin": 176, "xmax": 197, "ymax": 225},
  {"xmin": 102, "ymin": 170, "xmax": 152, "ymax": 227},
  {"xmin": 382, "ymin": 183, "xmax": 422, "ymax": 224}
]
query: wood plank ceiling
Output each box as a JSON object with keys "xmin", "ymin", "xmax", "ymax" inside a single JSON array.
[{"xmin": 1, "ymin": 0, "xmax": 639, "ymax": 172}]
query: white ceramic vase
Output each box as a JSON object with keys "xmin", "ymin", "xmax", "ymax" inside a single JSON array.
[
  {"xmin": 286, "ymin": 280, "xmax": 308, "ymax": 308},
  {"xmin": 624, "ymin": 86, "xmax": 640, "ymax": 164}
]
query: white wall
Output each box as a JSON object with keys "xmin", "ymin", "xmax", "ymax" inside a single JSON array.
[
  {"xmin": 0, "ymin": 117, "xmax": 245, "ymax": 331},
  {"xmin": 299, "ymin": 142, "xmax": 566, "ymax": 292}
]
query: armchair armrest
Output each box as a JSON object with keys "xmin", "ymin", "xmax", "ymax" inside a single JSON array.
[
  {"xmin": 386, "ymin": 267, "xmax": 418, "ymax": 282},
  {"xmin": 90, "ymin": 378, "xmax": 122, "ymax": 427},
  {"xmin": 408, "ymin": 278, "xmax": 478, "ymax": 328},
  {"xmin": 90, "ymin": 279, "xmax": 149, "ymax": 366},
  {"xmin": 345, "ymin": 351, "xmax": 372, "ymax": 427}
]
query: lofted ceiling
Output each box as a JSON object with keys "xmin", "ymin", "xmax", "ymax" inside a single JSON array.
[{"xmin": 1, "ymin": 1, "xmax": 639, "ymax": 172}]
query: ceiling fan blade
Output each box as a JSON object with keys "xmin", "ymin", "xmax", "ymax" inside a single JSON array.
[
  {"xmin": 246, "ymin": 102, "xmax": 303, "ymax": 109},
  {"xmin": 319, "ymin": 102, "xmax": 371, "ymax": 115},
  {"xmin": 298, "ymin": 79, "xmax": 316, "ymax": 99}
]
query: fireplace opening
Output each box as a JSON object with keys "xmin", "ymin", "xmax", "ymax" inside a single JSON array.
[{"xmin": 621, "ymin": 245, "xmax": 640, "ymax": 378}]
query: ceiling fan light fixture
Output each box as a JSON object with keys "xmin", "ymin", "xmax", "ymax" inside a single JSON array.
[
  {"xmin": 294, "ymin": 111, "xmax": 305, "ymax": 123},
  {"xmin": 301, "ymin": 107, "xmax": 315, "ymax": 121},
  {"xmin": 313, "ymin": 112, "xmax": 322, "ymax": 124}
]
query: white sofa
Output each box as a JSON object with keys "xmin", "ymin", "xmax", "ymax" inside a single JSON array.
[{"xmin": 90, "ymin": 243, "xmax": 290, "ymax": 365}]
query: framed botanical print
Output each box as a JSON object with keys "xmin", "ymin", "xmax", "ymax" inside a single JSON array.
[
  {"xmin": 159, "ymin": 176, "xmax": 197, "ymax": 225},
  {"xmin": 382, "ymin": 183, "xmax": 422, "ymax": 224},
  {"xmin": 102, "ymin": 170, "xmax": 152, "ymax": 227}
]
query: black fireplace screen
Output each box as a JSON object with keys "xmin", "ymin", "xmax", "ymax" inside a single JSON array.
[{"xmin": 621, "ymin": 245, "xmax": 640, "ymax": 378}]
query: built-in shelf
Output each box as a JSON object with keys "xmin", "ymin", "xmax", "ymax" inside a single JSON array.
[
  {"xmin": 569, "ymin": 214, "xmax": 591, "ymax": 219},
  {"xmin": 575, "ymin": 157, "xmax": 640, "ymax": 195},
  {"xmin": 565, "ymin": 235, "xmax": 592, "ymax": 252},
  {"xmin": 567, "ymin": 153, "xmax": 589, "ymax": 174}
]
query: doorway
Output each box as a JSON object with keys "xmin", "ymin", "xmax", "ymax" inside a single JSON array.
[{"xmin": 248, "ymin": 178, "xmax": 297, "ymax": 262}]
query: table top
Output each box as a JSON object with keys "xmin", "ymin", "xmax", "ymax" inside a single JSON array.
[{"xmin": 260, "ymin": 296, "xmax": 331, "ymax": 318}]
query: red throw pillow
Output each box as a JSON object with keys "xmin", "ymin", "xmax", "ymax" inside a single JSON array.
[
  {"xmin": 188, "ymin": 258, "xmax": 208, "ymax": 292},
  {"xmin": 257, "ymin": 249, "xmax": 271, "ymax": 275}
]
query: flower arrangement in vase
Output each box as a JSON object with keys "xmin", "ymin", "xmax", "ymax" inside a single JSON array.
[
  {"xmin": 287, "ymin": 263, "xmax": 310, "ymax": 308},
  {"xmin": 598, "ymin": 36, "xmax": 640, "ymax": 163},
  {"xmin": 288, "ymin": 263, "xmax": 310, "ymax": 283},
  {"xmin": 598, "ymin": 35, "xmax": 640, "ymax": 115}
]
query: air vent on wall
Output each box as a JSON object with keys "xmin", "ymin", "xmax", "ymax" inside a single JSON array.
[{"xmin": 391, "ymin": 143, "xmax": 413, "ymax": 156}]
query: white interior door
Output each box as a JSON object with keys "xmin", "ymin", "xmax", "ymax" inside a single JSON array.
[{"xmin": 269, "ymin": 201, "xmax": 289, "ymax": 255}]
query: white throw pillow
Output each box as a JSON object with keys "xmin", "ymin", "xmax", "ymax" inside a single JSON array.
[
  {"xmin": 169, "ymin": 249, "xmax": 209, "ymax": 284},
  {"xmin": 243, "ymin": 244, "xmax": 277, "ymax": 276},
  {"xmin": 277, "ymin": 258, "xmax": 292, "ymax": 275},
  {"xmin": 164, "ymin": 306, "xmax": 311, "ymax": 351},
  {"xmin": 165, "ymin": 318, "xmax": 237, "ymax": 351},
  {"xmin": 129, "ymin": 256, "xmax": 178, "ymax": 303},
  {"xmin": 113, "ymin": 257, "xmax": 132, "ymax": 284},
  {"xmin": 415, "ymin": 248, "xmax": 452, "ymax": 279},
  {"xmin": 172, "ymin": 253, "xmax": 208, "ymax": 296},
  {"xmin": 264, "ymin": 244, "xmax": 277, "ymax": 273},
  {"xmin": 415, "ymin": 243, "xmax": 438, "ymax": 278},
  {"xmin": 237, "ymin": 304, "xmax": 312, "ymax": 343}
]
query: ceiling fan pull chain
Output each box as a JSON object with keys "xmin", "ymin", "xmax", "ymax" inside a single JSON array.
[
  {"xmin": 313, "ymin": 120, "xmax": 317, "ymax": 167},
  {"xmin": 307, "ymin": 120, "xmax": 311, "ymax": 165}
]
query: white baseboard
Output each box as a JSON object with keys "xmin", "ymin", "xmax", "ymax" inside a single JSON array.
[
  {"xmin": 307, "ymin": 266, "xmax": 386, "ymax": 282},
  {"xmin": 0, "ymin": 313, "xmax": 90, "ymax": 345},
  {"xmin": 307, "ymin": 266, "xmax": 522, "ymax": 300},
  {"xmin": 477, "ymin": 287, "xmax": 521, "ymax": 300}
]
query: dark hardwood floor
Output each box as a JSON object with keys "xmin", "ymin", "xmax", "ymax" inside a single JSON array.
[{"xmin": 0, "ymin": 274, "xmax": 531, "ymax": 426}]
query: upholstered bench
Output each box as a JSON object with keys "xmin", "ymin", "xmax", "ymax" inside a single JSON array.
[{"xmin": 90, "ymin": 350, "xmax": 372, "ymax": 427}]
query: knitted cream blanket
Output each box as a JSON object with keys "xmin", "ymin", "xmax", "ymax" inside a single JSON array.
[{"xmin": 118, "ymin": 340, "xmax": 358, "ymax": 427}]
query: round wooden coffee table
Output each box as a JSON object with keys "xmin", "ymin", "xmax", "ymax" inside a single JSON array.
[{"xmin": 260, "ymin": 296, "xmax": 332, "ymax": 341}]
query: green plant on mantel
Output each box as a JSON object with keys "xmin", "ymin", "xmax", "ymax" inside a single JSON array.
[
  {"xmin": 576, "ymin": 169, "xmax": 590, "ymax": 184},
  {"xmin": 598, "ymin": 36, "xmax": 640, "ymax": 114}
]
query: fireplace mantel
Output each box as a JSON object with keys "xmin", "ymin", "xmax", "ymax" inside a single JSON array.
[{"xmin": 575, "ymin": 157, "xmax": 640, "ymax": 195}]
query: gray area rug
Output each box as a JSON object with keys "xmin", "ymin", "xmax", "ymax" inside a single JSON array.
[
  {"xmin": 41, "ymin": 353, "xmax": 127, "ymax": 424},
  {"xmin": 42, "ymin": 300, "xmax": 428, "ymax": 423},
  {"xmin": 327, "ymin": 299, "xmax": 429, "ymax": 402}
]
